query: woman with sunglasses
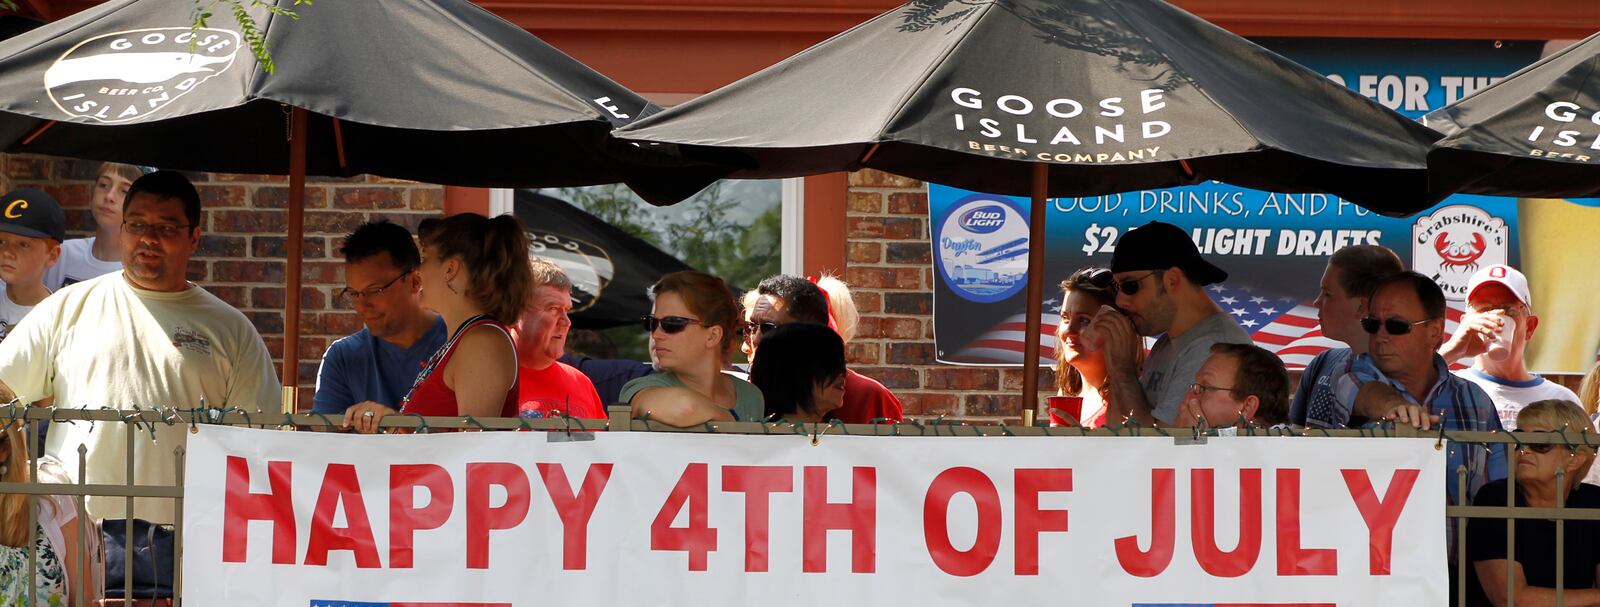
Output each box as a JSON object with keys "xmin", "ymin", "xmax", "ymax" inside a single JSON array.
[
  {"xmin": 622, "ymin": 271, "xmax": 764, "ymax": 426},
  {"xmin": 1466, "ymin": 399, "xmax": 1600, "ymax": 607},
  {"xmin": 1054, "ymin": 268, "xmax": 1126, "ymax": 427},
  {"xmin": 0, "ymin": 422, "xmax": 101, "ymax": 606},
  {"xmin": 342, "ymin": 213, "xmax": 532, "ymax": 433}
]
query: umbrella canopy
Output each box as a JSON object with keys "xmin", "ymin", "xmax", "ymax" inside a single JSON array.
[
  {"xmin": 1424, "ymin": 33, "xmax": 1600, "ymax": 199},
  {"xmin": 617, "ymin": 0, "xmax": 1443, "ymax": 215},
  {"xmin": 0, "ymin": 0, "xmax": 706, "ymax": 203},
  {"xmin": 513, "ymin": 191, "xmax": 694, "ymax": 330}
]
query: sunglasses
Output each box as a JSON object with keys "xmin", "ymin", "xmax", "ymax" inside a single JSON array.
[
  {"xmin": 1520, "ymin": 443, "xmax": 1559, "ymax": 454},
  {"xmin": 742, "ymin": 320, "xmax": 780, "ymax": 340},
  {"xmin": 1113, "ymin": 271, "xmax": 1159, "ymax": 296},
  {"xmin": 644, "ymin": 315, "xmax": 706, "ymax": 334},
  {"xmin": 1359, "ymin": 316, "xmax": 1436, "ymax": 336}
]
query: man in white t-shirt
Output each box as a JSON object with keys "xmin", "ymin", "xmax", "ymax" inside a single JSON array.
[
  {"xmin": 0, "ymin": 170, "xmax": 281, "ymax": 523},
  {"xmin": 1440, "ymin": 264, "xmax": 1578, "ymax": 429},
  {"xmin": 43, "ymin": 162, "xmax": 136, "ymax": 289}
]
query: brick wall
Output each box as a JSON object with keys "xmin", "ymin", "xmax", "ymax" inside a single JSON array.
[
  {"xmin": 2, "ymin": 154, "xmax": 444, "ymax": 410},
  {"xmin": 843, "ymin": 169, "xmax": 1051, "ymax": 423}
]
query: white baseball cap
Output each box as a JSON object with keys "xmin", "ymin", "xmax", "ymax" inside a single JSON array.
[{"xmin": 1466, "ymin": 264, "xmax": 1531, "ymax": 308}]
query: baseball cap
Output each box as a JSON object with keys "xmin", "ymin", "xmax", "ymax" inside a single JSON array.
[
  {"xmin": 1466, "ymin": 264, "xmax": 1531, "ymax": 308},
  {"xmin": 1110, "ymin": 221, "xmax": 1228, "ymax": 285},
  {"xmin": 0, "ymin": 189, "xmax": 66, "ymax": 242}
]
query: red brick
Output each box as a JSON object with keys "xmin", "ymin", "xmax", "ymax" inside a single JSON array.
[
  {"xmin": 847, "ymin": 217, "xmax": 885, "ymax": 239},
  {"xmin": 886, "ymin": 242, "xmax": 930, "ymax": 264},
  {"xmin": 214, "ymin": 173, "xmax": 287, "ymax": 183},
  {"xmin": 853, "ymin": 291, "xmax": 881, "ymax": 313},
  {"xmin": 298, "ymin": 336, "xmax": 329, "ymax": 362},
  {"xmin": 334, "ymin": 187, "xmax": 407, "ymax": 210},
  {"xmin": 40, "ymin": 184, "xmax": 90, "ymax": 209},
  {"xmin": 964, "ymin": 394, "xmax": 1022, "ymax": 417},
  {"xmin": 845, "ymin": 342, "xmax": 881, "ymax": 365},
  {"xmin": 880, "ymin": 217, "xmax": 924, "ymax": 240},
  {"xmin": 1002, "ymin": 368, "xmax": 1060, "ymax": 392},
  {"xmin": 845, "ymin": 267, "xmax": 921, "ymax": 290},
  {"xmin": 847, "ymin": 242, "xmax": 881, "ymax": 264},
  {"xmin": 924, "ymin": 368, "xmax": 999, "ymax": 391},
  {"xmin": 65, "ymin": 210, "xmax": 95, "ymax": 233},
  {"xmin": 5, "ymin": 157, "xmax": 51, "ymax": 180},
  {"xmin": 304, "ymin": 211, "xmax": 368, "ymax": 234},
  {"xmin": 252, "ymin": 186, "xmax": 330, "ymax": 209},
  {"xmin": 246, "ymin": 310, "xmax": 285, "ymax": 334},
  {"xmin": 410, "ymin": 188, "xmax": 445, "ymax": 211},
  {"xmin": 887, "ymin": 342, "xmax": 936, "ymax": 365},
  {"xmin": 368, "ymin": 212, "xmax": 433, "ymax": 233},
  {"xmin": 198, "ymin": 185, "xmax": 248, "ymax": 208},
  {"xmin": 212, "ymin": 210, "xmax": 287, "ymax": 233},
  {"xmin": 365, "ymin": 175, "xmax": 422, "ymax": 185},
  {"xmin": 197, "ymin": 235, "xmax": 247, "ymax": 258},
  {"xmin": 881, "ymin": 317, "xmax": 921, "ymax": 340},
  {"xmin": 888, "ymin": 192, "xmax": 929, "ymax": 215},
  {"xmin": 296, "ymin": 362, "xmax": 321, "ymax": 388},
  {"xmin": 261, "ymin": 336, "xmax": 284, "ymax": 359},
  {"xmin": 253, "ymin": 287, "xmax": 285, "ymax": 309},
  {"xmin": 318, "ymin": 312, "xmax": 363, "ymax": 335},
  {"xmin": 900, "ymin": 392, "xmax": 957, "ymax": 417},
  {"xmin": 187, "ymin": 259, "xmax": 208, "ymax": 282},
  {"xmin": 252, "ymin": 236, "xmax": 328, "ymax": 260},
  {"xmin": 301, "ymin": 262, "xmax": 344, "ymax": 285},
  {"xmin": 851, "ymin": 366, "xmax": 919, "ymax": 389},
  {"xmin": 300, "ymin": 287, "xmax": 328, "ymax": 310},
  {"xmin": 883, "ymin": 292, "xmax": 931, "ymax": 315},
  {"xmin": 214, "ymin": 260, "xmax": 286, "ymax": 284},
  {"xmin": 204, "ymin": 285, "xmax": 248, "ymax": 308},
  {"xmin": 848, "ymin": 170, "xmax": 921, "ymax": 188},
  {"xmin": 847, "ymin": 192, "xmax": 882, "ymax": 213}
]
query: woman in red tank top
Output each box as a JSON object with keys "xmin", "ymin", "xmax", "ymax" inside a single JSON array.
[{"xmin": 342, "ymin": 213, "xmax": 533, "ymax": 433}]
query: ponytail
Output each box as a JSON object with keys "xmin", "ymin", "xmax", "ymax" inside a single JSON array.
[{"xmin": 418, "ymin": 213, "xmax": 533, "ymax": 324}]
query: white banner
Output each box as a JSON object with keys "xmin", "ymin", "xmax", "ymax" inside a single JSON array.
[{"xmin": 183, "ymin": 427, "xmax": 1444, "ymax": 606}]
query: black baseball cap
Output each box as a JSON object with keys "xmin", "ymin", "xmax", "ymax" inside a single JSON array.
[
  {"xmin": 1110, "ymin": 221, "xmax": 1227, "ymax": 285},
  {"xmin": 0, "ymin": 189, "xmax": 66, "ymax": 242}
]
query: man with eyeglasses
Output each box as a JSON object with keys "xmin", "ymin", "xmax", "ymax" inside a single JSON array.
[
  {"xmin": 1442, "ymin": 264, "xmax": 1576, "ymax": 430},
  {"xmin": 312, "ymin": 220, "xmax": 446, "ymax": 418},
  {"xmin": 0, "ymin": 170, "xmax": 280, "ymax": 526},
  {"xmin": 1288, "ymin": 245, "xmax": 1404, "ymax": 429},
  {"xmin": 1091, "ymin": 221, "xmax": 1252, "ymax": 426},
  {"xmin": 1175, "ymin": 343, "xmax": 1291, "ymax": 429},
  {"xmin": 745, "ymin": 274, "xmax": 901, "ymax": 424}
]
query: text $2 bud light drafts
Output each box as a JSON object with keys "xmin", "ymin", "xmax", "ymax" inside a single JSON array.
[{"xmin": 183, "ymin": 427, "xmax": 1444, "ymax": 606}]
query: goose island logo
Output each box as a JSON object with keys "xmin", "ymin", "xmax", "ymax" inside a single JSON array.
[
  {"xmin": 45, "ymin": 28, "xmax": 241, "ymax": 124},
  {"xmin": 526, "ymin": 231, "xmax": 613, "ymax": 312}
]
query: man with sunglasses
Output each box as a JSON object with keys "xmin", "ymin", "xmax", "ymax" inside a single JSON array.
[
  {"xmin": 1092, "ymin": 221, "xmax": 1252, "ymax": 426},
  {"xmin": 745, "ymin": 274, "xmax": 902, "ymax": 424},
  {"xmin": 1445, "ymin": 264, "xmax": 1576, "ymax": 430},
  {"xmin": 1289, "ymin": 245, "xmax": 1404, "ymax": 428},
  {"xmin": 312, "ymin": 220, "xmax": 446, "ymax": 418}
]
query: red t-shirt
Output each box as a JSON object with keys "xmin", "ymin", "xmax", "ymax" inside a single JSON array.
[
  {"xmin": 516, "ymin": 360, "xmax": 606, "ymax": 420},
  {"xmin": 828, "ymin": 369, "xmax": 904, "ymax": 424}
]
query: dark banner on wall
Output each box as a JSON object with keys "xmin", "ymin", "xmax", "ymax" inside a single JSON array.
[{"xmin": 931, "ymin": 39, "xmax": 1600, "ymax": 374}]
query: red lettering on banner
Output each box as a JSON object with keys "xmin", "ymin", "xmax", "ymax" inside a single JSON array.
[
  {"xmin": 1114, "ymin": 468, "xmax": 1175, "ymax": 577},
  {"xmin": 389, "ymin": 464, "xmax": 453, "ymax": 569},
  {"xmin": 922, "ymin": 467, "xmax": 1002, "ymax": 577},
  {"xmin": 222, "ymin": 457, "xmax": 296, "ymax": 564},
  {"xmin": 304, "ymin": 464, "xmax": 381, "ymax": 567},
  {"xmin": 1343, "ymin": 468, "xmax": 1420, "ymax": 575},
  {"xmin": 1276, "ymin": 469, "xmax": 1337, "ymax": 576},
  {"xmin": 723, "ymin": 466, "xmax": 794, "ymax": 573},
  {"xmin": 465, "ymin": 463, "xmax": 531, "ymax": 569},
  {"xmin": 1191, "ymin": 468, "xmax": 1263, "ymax": 577},
  {"xmin": 1014, "ymin": 469, "xmax": 1072, "ymax": 575},
  {"xmin": 537, "ymin": 463, "xmax": 614, "ymax": 571},
  {"xmin": 651, "ymin": 463, "xmax": 718, "ymax": 571},
  {"xmin": 803, "ymin": 466, "xmax": 877, "ymax": 573}
]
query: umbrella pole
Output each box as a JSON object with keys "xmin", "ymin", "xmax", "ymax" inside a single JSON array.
[
  {"xmin": 284, "ymin": 107, "xmax": 308, "ymax": 411},
  {"xmin": 1021, "ymin": 163, "xmax": 1048, "ymax": 420}
]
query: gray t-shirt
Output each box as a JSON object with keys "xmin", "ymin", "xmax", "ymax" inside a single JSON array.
[
  {"xmin": 619, "ymin": 370, "xmax": 765, "ymax": 422},
  {"xmin": 1141, "ymin": 311, "xmax": 1254, "ymax": 424}
]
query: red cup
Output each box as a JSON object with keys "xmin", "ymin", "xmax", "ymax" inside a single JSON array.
[{"xmin": 1047, "ymin": 395, "xmax": 1084, "ymax": 427}]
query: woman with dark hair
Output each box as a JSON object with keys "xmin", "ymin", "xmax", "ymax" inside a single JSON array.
[
  {"xmin": 751, "ymin": 323, "xmax": 848, "ymax": 422},
  {"xmin": 342, "ymin": 213, "xmax": 533, "ymax": 433},
  {"xmin": 1054, "ymin": 267, "xmax": 1120, "ymax": 427},
  {"xmin": 622, "ymin": 271, "xmax": 764, "ymax": 426}
]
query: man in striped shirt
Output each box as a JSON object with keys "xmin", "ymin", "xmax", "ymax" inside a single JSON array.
[{"xmin": 1289, "ymin": 244, "xmax": 1404, "ymax": 428}]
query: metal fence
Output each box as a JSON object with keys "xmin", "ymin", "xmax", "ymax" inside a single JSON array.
[{"xmin": 0, "ymin": 404, "xmax": 1595, "ymax": 607}]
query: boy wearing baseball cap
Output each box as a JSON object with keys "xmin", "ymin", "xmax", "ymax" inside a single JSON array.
[
  {"xmin": 0, "ymin": 189, "xmax": 65, "ymax": 341},
  {"xmin": 1442, "ymin": 264, "xmax": 1577, "ymax": 429}
]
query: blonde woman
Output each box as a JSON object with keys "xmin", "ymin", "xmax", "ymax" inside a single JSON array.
[{"xmin": 0, "ymin": 422, "xmax": 100, "ymax": 606}]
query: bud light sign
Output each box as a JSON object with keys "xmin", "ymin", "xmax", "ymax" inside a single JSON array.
[{"xmin": 935, "ymin": 195, "xmax": 1029, "ymax": 303}]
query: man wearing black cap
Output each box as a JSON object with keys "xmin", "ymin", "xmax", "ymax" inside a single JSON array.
[
  {"xmin": 1090, "ymin": 221, "xmax": 1252, "ymax": 426},
  {"xmin": 0, "ymin": 188, "xmax": 65, "ymax": 341}
]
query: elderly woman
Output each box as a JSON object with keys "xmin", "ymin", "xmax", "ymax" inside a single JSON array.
[
  {"xmin": 751, "ymin": 323, "xmax": 848, "ymax": 423},
  {"xmin": 0, "ymin": 422, "xmax": 100, "ymax": 606},
  {"xmin": 342, "ymin": 213, "xmax": 532, "ymax": 432},
  {"xmin": 623, "ymin": 271, "xmax": 763, "ymax": 425},
  {"xmin": 1467, "ymin": 399, "xmax": 1600, "ymax": 607}
]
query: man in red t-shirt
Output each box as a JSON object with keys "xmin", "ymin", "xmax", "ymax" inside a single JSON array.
[
  {"xmin": 508, "ymin": 259, "xmax": 605, "ymax": 420},
  {"xmin": 747, "ymin": 275, "xmax": 903, "ymax": 423}
]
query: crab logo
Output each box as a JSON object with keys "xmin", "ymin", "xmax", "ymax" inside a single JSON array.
[
  {"xmin": 526, "ymin": 231, "xmax": 613, "ymax": 312},
  {"xmin": 45, "ymin": 28, "xmax": 241, "ymax": 124},
  {"xmin": 1413, "ymin": 205, "xmax": 1509, "ymax": 301}
]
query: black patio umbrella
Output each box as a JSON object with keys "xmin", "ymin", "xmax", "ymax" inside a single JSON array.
[
  {"xmin": 0, "ymin": 0, "xmax": 711, "ymax": 391},
  {"xmin": 513, "ymin": 191, "xmax": 694, "ymax": 329},
  {"xmin": 1423, "ymin": 32, "xmax": 1600, "ymax": 198},
  {"xmin": 616, "ymin": 0, "xmax": 1443, "ymax": 414}
]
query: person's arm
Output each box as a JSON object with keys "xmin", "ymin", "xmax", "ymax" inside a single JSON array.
[
  {"xmin": 56, "ymin": 518, "xmax": 85, "ymax": 607},
  {"xmin": 444, "ymin": 326, "xmax": 519, "ymax": 420},
  {"xmin": 1091, "ymin": 307, "xmax": 1157, "ymax": 425},
  {"xmin": 1287, "ymin": 354, "xmax": 1321, "ymax": 426},
  {"xmin": 630, "ymin": 387, "xmax": 735, "ymax": 427},
  {"xmin": 1441, "ymin": 311, "xmax": 1502, "ymax": 364},
  {"xmin": 1353, "ymin": 382, "xmax": 1439, "ymax": 430},
  {"xmin": 1473, "ymin": 560, "xmax": 1600, "ymax": 607},
  {"xmin": 225, "ymin": 326, "xmax": 283, "ymax": 416}
]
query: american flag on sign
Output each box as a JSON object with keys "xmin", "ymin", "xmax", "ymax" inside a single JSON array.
[
  {"xmin": 946, "ymin": 286, "xmax": 1469, "ymax": 371},
  {"xmin": 311, "ymin": 601, "xmax": 511, "ymax": 607}
]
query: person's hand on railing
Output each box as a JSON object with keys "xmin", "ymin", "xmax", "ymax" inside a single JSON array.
[{"xmin": 341, "ymin": 401, "xmax": 396, "ymax": 434}]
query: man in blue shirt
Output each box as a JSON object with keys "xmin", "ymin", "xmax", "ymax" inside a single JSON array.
[
  {"xmin": 312, "ymin": 220, "xmax": 446, "ymax": 417},
  {"xmin": 1288, "ymin": 244, "xmax": 1404, "ymax": 428}
]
